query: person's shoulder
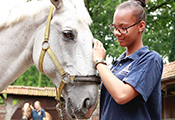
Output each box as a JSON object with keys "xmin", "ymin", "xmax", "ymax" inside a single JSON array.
[
  {"xmin": 149, "ymin": 50, "xmax": 161, "ymax": 57},
  {"xmin": 145, "ymin": 50, "xmax": 163, "ymax": 68},
  {"xmin": 138, "ymin": 50, "xmax": 163, "ymax": 67},
  {"xmin": 142, "ymin": 49, "xmax": 162, "ymax": 61},
  {"xmin": 148, "ymin": 50, "xmax": 162, "ymax": 61},
  {"xmin": 41, "ymin": 108, "xmax": 45, "ymax": 112},
  {"xmin": 32, "ymin": 109, "xmax": 36, "ymax": 112}
]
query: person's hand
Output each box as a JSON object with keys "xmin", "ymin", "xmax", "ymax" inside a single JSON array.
[
  {"xmin": 43, "ymin": 117, "xmax": 47, "ymax": 120},
  {"xmin": 92, "ymin": 39, "xmax": 106, "ymax": 63}
]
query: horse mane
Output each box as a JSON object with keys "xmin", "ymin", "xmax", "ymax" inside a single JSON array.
[
  {"xmin": 0, "ymin": 0, "xmax": 92, "ymax": 29},
  {"xmin": 0, "ymin": 0, "xmax": 50, "ymax": 29}
]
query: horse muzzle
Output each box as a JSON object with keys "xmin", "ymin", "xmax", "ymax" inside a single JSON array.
[{"xmin": 21, "ymin": 116, "xmax": 28, "ymax": 120}]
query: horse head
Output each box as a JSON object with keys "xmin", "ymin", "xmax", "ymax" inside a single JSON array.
[
  {"xmin": 32, "ymin": 0, "xmax": 100, "ymax": 119},
  {"xmin": 22, "ymin": 102, "xmax": 33, "ymax": 120}
]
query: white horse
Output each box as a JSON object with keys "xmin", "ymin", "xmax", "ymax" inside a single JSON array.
[{"xmin": 0, "ymin": 0, "xmax": 100, "ymax": 119}]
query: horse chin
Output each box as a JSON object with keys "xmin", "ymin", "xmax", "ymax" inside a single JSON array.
[
  {"xmin": 85, "ymin": 100, "xmax": 98, "ymax": 118},
  {"xmin": 66, "ymin": 106, "xmax": 96, "ymax": 119},
  {"xmin": 66, "ymin": 98, "xmax": 98, "ymax": 119}
]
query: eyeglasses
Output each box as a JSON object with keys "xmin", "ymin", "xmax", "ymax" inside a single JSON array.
[{"xmin": 108, "ymin": 20, "xmax": 141, "ymax": 34}]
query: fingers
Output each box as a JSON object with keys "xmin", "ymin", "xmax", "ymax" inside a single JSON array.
[
  {"xmin": 92, "ymin": 39, "xmax": 106, "ymax": 63},
  {"xmin": 94, "ymin": 39, "xmax": 103, "ymax": 49}
]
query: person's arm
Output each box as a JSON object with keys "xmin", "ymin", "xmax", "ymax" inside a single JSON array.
[
  {"xmin": 93, "ymin": 40, "xmax": 139, "ymax": 104},
  {"xmin": 43, "ymin": 117, "xmax": 47, "ymax": 120},
  {"xmin": 30, "ymin": 110, "xmax": 33, "ymax": 120},
  {"xmin": 42, "ymin": 109, "xmax": 47, "ymax": 120},
  {"xmin": 97, "ymin": 63, "xmax": 139, "ymax": 104}
]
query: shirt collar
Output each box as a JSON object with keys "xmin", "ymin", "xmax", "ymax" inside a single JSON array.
[{"xmin": 117, "ymin": 46, "xmax": 149, "ymax": 61}]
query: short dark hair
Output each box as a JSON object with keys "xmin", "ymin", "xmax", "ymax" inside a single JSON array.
[{"xmin": 116, "ymin": 0, "xmax": 147, "ymax": 22}]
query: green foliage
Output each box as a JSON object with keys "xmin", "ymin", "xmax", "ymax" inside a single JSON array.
[
  {"xmin": 169, "ymin": 20, "xmax": 175, "ymax": 62},
  {"xmin": 144, "ymin": 0, "xmax": 175, "ymax": 61},
  {"xmin": 0, "ymin": 95, "xmax": 20, "ymax": 105},
  {"xmin": 86, "ymin": 0, "xmax": 175, "ymax": 63},
  {"xmin": 0, "ymin": 94, "xmax": 7, "ymax": 105},
  {"xmin": 0, "ymin": 99, "xmax": 4, "ymax": 105},
  {"xmin": 13, "ymin": 99, "xmax": 19, "ymax": 105},
  {"xmin": 11, "ymin": 65, "xmax": 54, "ymax": 87},
  {"xmin": 86, "ymin": 0, "xmax": 125, "ymax": 60}
]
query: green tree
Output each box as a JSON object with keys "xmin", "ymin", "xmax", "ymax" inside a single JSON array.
[
  {"xmin": 145, "ymin": 0, "xmax": 175, "ymax": 62},
  {"xmin": 169, "ymin": 20, "xmax": 175, "ymax": 62},
  {"xmin": 85, "ymin": 0, "xmax": 124, "ymax": 61},
  {"xmin": 11, "ymin": 65, "xmax": 54, "ymax": 87},
  {"xmin": 85, "ymin": 0, "xmax": 175, "ymax": 63}
]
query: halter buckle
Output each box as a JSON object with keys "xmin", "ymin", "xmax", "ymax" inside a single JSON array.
[
  {"xmin": 62, "ymin": 72, "xmax": 69, "ymax": 81},
  {"xmin": 42, "ymin": 40, "xmax": 50, "ymax": 50}
]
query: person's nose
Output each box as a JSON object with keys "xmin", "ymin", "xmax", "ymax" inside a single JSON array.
[{"xmin": 114, "ymin": 29, "xmax": 122, "ymax": 37}]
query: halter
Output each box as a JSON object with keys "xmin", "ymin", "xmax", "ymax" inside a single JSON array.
[{"xmin": 39, "ymin": 6, "xmax": 101, "ymax": 103}]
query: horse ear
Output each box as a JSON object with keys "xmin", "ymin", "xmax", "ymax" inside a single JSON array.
[
  {"xmin": 50, "ymin": 0, "xmax": 63, "ymax": 9},
  {"xmin": 29, "ymin": 101, "xmax": 32, "ymax": 105}
]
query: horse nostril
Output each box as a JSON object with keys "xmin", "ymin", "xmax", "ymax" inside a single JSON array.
[{"xmin": 83, "ymin": 98, "xmax": 90, "ymax": 109}]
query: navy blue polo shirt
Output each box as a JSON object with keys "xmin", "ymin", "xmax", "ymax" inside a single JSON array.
[
  {"xmin": 99, "ymin": 46, "xmax": 163, "ymax": 120},
  {"xmin": 31, "ymin": 109, "xmax": 46, "ymax": 120}
]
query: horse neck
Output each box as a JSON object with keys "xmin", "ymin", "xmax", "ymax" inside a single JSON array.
[
  {"xmin": 28, "ymin": 105, "xmax": 34, "ymax": 120},
  {"xmin": 0, "ymin": 4, "xmax": 50, "ymax": 92}
]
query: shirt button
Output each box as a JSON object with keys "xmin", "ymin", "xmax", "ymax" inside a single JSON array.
[
  {"xmin": 113, "ymin": 70, "xmax": 116, "ymax": 72},
  {"xmin": 119, "ymin": 63, "xmax": 122, "ymax": 66}
]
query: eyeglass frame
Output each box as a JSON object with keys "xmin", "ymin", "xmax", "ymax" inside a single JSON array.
[{"xmin": 108, "ymin": 20, "xmax": 142, "ymax": 34}]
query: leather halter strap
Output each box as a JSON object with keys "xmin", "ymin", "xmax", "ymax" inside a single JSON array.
[{"xmin": 39, "ymin": 6, "xmax": 101, "ymax": 102}]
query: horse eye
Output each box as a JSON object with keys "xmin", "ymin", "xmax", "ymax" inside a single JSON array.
[{"xmin": 62, "ymin": 30, "xmax": 74, "ymax": 40}]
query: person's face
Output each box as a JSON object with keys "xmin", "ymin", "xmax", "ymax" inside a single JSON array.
[
  {"xmin": 34, "ymin": 102, "xmax": 40, "ymax": 110},
  {"xmin": 113, "ymin": 8, "xmax": 143, "ymax": 48}
]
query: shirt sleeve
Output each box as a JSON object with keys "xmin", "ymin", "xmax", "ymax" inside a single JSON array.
[
  {"xmin": 123, "ymin": 53, "xmax": 163, "ymax": 102},
  {"xmin": 41, "ymin": 109, "xmax": 46, "ymax": 117},
  {"xmin": 31, "ymin": 110, "xmax": 34, "ymax": 118}
]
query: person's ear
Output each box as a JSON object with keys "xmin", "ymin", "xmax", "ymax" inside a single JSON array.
[{"xmin": 139, "ymin": 20, "xmax": 145, "ymax": 32}]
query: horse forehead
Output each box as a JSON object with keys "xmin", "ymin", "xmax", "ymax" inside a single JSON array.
[
  {"xmin": 23, "ymin": 103, "xmax": 30, "ymax": 111},
  {"xmin": 60, "ymin": 0, "xmax": 92, "ymax": 26}
]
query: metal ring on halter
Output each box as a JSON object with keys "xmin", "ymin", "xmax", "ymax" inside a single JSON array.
[
  {"xmin": 62, "ymin": 72, "xmax": 69, "ymax": 81},
  {"xmin": 42, "ymin": 40, "xmax": 50, "ymax": 51}
]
